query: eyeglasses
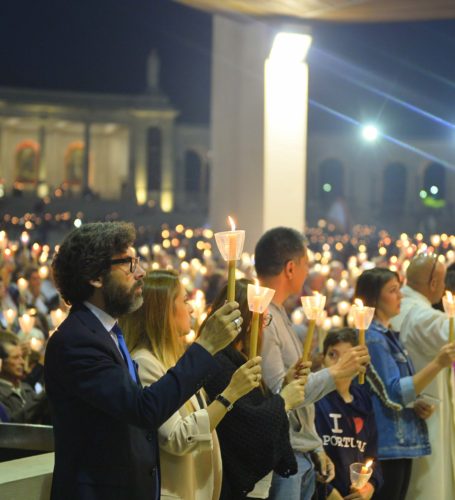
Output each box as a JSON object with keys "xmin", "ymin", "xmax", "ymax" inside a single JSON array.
[
  {"xmin": 110, "ymin": 256, "xmax": 141, "ymax": 274},
  {"xmin": 262, "ymin": 313, "xmax": 273, "ymax": 327}
]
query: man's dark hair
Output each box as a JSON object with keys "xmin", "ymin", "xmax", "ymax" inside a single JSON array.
[
  {"xmin": 355, "ymin": 267, "xmax": 399, "ymax": 308},
  {"xmin": 323, "ymin": 327, "xmax": 358, "ymax": 356},
  {"xmin": 254, "ymin": 227, "xmax": 306, "ymax": 278},
  {"xmin": 52, "ymin": 221, "xmax": 136, "ymax": 305}
]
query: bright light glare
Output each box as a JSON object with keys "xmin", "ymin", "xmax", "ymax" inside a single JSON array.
[
  {"xmin": 323, "ymin": 183, "xmax": 332, "ymax": 192},
  {"xmin": 430, "ymin": 185, "xmax": 439, "ymax": 195},
  {"xmin": 419, "ymin": 190, "xmax": 427, "ymax": 199},
  {"xmin": 361, "ymin": 124, "xmax": 379, "ymax": 142},
  {"xmin": 74, "ymin": 218, "xmax": 82, "ymax": 228},
  {"xmin": 269, "ymin": 33, "xmax": 312, "ymax": 63}
]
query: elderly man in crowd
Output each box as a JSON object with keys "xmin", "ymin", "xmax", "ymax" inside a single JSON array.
[
  {"xmin": 255, "ymin": 227, "xmax": 370, "ymax": 500},
  {"xmin": 0, "ymin": 340, "xmax": 48, "ymax": 423},
  {"xmin": 391, "ymin": 254, "xmax": 455, "ymax": 500},
  {"xmin": 44, "ymin": 221, "xmax": 245, "ymax": 500}
]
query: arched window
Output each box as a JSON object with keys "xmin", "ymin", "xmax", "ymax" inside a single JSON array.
[
  {"xmin": 184, "ymin": 150, "xmax": 203, "ymax": 192},
  {"xmin": 423, "ymin": 162, "xmax": 445, "ymax": 200},
  {"xmin": 15, "ymin": 140, "xmax": 40, "ymax": 185},
  {"xmin": 318, "ymin": 158, "xmax": 345, "ymax": 202},
  {"xmin": 64, "ymin": 141, "xmax": 84, "ymax": 184},
  {"xmin": 147, "ymin": 127, "xmax": 162, "ymax": 191},
  {"xmin": 383, "ymin": 162, "xmax": 407, "ymax": 208}
]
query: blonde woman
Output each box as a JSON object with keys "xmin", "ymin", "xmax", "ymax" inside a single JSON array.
[{"xmin": 120, "ymin": 270, "xmax": 261, "ymax": 500}]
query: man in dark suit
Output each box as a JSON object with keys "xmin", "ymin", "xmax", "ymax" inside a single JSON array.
[{"xmin": 44, "ymin": 221, "xmax": 247, "ymax": 500}]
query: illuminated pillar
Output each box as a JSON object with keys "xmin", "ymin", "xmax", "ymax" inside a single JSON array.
[
  {"xmin": 264, "ymin": 33, "xmax": 311, "ymax": 231},
  {"xmin": 211, "ymin": 17, "xmax": 311, "ymax": 249}
]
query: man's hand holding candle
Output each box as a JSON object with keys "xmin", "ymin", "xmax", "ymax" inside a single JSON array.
[{"xmin": 196, "ymin": 301, "xmax": 242, "ymax": 355}]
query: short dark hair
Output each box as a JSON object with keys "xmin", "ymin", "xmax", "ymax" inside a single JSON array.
[
  {"xmin": 52, "ymin": 221, "xmax": 136, "ymax": 305},
  {"xmin": 323, "ymin": 327, "xmax": 358, "ymax": 356},
  {"xmin": 255, "ymin": 227, "xmax": 306, "ymax": 278},
  {"xmin": 354, "ymin": 267, "xmax": 399, "ymax": 308}
]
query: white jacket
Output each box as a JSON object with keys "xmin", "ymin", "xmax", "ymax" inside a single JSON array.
[{"xmin": 391, "ymin": 286, "xmax": 455, "ymax": 500}]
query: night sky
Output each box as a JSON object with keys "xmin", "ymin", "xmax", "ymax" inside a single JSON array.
[{"xmin": 1, "ymin": 0, "xmax": 455, "ymax": 136}]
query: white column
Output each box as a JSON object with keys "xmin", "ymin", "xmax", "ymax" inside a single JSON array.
[
  {"xmin": 263, "ymin": 53, "xmax": 309, "ymax": 232},
  {"xmin": 210, "ymin": 17, "xmax": 310, "ymax": 250}
]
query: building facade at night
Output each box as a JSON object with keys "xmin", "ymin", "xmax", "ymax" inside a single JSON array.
[{"xmin": 0, "ymin": 51, "xmax": 210, "ymax": 216}]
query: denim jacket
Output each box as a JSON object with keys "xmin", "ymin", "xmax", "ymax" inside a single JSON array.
[{"xmin": 365, "ymin": 320, "xmax": 430, "ymax": 459}]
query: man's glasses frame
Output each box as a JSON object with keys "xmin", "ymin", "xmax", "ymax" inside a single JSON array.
[{"xmin": 110, "ymin": 256, "xmax": 141, "ymax": 274}]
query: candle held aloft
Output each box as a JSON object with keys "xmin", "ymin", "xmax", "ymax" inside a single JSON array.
[
  {"xmin": 301, "ymin": 293, "xmax": 326, "ymax": 362},
  {"xmin": 352, "ymin": 299, "xmax": 375, "ymax": 384},
  {"xmin": 247, "ymin": 282, "xmax": 275, "ymax": 359},
  {"xmin": 214, "ymin": 217, "xmax": 245, "ymax": 303},
  {"xmin": 4, "ymin": 308, "xmax": 17, "ymax": 326},
  {"xmin": 360, "ymin": 459, "xmax": 373, "ymax": 475}
]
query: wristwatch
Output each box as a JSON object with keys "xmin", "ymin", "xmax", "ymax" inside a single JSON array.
[{"xmin": 215, "ymin": 394, "xmax": 234, "ymax": 411}]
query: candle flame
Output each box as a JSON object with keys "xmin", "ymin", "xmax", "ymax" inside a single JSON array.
[
  {"xmin": 447, "ymin": 291, "xmax": 454, "ymax": 303},
  {"xmin": 228, "ymin": 216, "xmax": 236, "ymax": 232},
  {"xmin": 313, "ymin": 291, "xmax": 323, "ymax": 308},
  {"xmin": 354, "ymin": 298, "xmax": 364, "ymax": 308},
  {"xmin": 365, "ymin": 459, "xmax": 373, "ymax": 469},
  {"xmin": 254, "ymin": 278, "xmax": 260, "ymax": 295}
]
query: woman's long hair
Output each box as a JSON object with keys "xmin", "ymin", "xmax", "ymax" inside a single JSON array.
[{"xmin": 120, "ymin": 270, "xmax": 184, "ymax": 369}]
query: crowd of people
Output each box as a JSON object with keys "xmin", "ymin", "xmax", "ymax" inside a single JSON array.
[{"xmin": 0, "ymin": 221, "xmax": 454, "ymax": 500}]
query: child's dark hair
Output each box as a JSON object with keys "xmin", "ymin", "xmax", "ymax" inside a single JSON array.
[{"xmin": 323, "ymin": 327, "xmax": 358, "ymax": 356}]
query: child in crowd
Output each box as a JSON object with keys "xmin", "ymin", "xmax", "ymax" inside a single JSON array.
[{"xmin": 315, "ymin": 328, "xmax": 382, "ymax": 500}]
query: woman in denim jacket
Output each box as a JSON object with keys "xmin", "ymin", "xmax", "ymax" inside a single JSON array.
[{"xmin": 355, "ymin": 268, "xmax": 455, "ymax": 500}]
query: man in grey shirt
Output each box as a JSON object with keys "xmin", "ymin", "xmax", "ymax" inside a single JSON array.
[{"xmin": 255, "ymin": 227, "xmax": 370, "ymax": 500}]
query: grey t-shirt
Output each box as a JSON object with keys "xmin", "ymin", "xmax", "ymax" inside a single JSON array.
[{"xmin": 261, "ymin": 302, "xmax": 336, "ymax": 453}]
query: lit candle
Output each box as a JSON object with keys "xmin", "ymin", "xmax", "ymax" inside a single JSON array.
[
  {"xmin": 20, "ymin": 231, "xmax": 30, "ymax": 246},
  {"xmin": 361, "ymin": 459, "xmax": 373, "ymax": 475},
  {"xmin": 291, "ymin": 308, "xmax": 304, "ymax": 325},
  {"xmin": 214, "ymin": 217, "xmax": 245, "ymax": 303},
  {"xmin": 337, "ymin": 300, "xmax": 350, "ymax": 317},
  {"xmin": 30, "ymin": 337, "xmax": 44, "ymax": 352},
  {"xmin": 50, "ymin": 308, "xmax": 67, "ymax": 329},
  {"xmin": 301, "ymin": 293, "xmax": 327, "ymax": 362},
  {"xmin": 38, "ymin": 266, "xmax": 49, "ymax": 280},
  {"xmin": 442, "ymin": 291, "xmax": 455, "ymax": 344},
  {"xmin": 0, "ymin": 231, "xmax": 7, "ymax": 250},
  {"xmin": 18, "ymin": 314, "xmax": 35, "ymax": 335},
  {"xmin": 352, "ymin": 299, "xmax": 375, "ymax": 384},
  {"xmin": 247, "ymin": 280, "xmax": 275, "ymax": 359},
  {"xmin": 227, "ymin": 217, "xmax": 237, "ymax": 302},
  {"xmin": 350, "ymin": 459, "xmax": 374, "ymax": 491},
  {"xmin": 4, "ymin": 308, "xmax": 17, "ymax": 326},
  {"xmin": 17, "ymin": 277, "xmax": 28, "ymax": 294}
]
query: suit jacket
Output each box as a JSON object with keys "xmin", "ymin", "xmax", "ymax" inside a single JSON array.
[{"xmin": 44, "ymin": 304, "xmax": 218, "ymax": 500}]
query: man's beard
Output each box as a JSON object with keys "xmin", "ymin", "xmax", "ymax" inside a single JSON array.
[{"xmin": 102, "ymin": 274, "xmax": 143, "ymax": 318}]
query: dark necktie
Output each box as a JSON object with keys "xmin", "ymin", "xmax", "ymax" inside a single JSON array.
[{"xmin": 111, "ymin": 323, "xmax": 138, "ymax": 383}]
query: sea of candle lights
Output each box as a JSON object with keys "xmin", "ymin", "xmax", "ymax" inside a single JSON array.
[{"xmin": 1, "ymin": 221, "xmax": 454, "ymax": 348}]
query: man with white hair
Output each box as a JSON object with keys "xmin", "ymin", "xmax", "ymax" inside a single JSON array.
[{"xmin": 391, "ymin": 254, "xmax": 455, "ymax": 500}]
